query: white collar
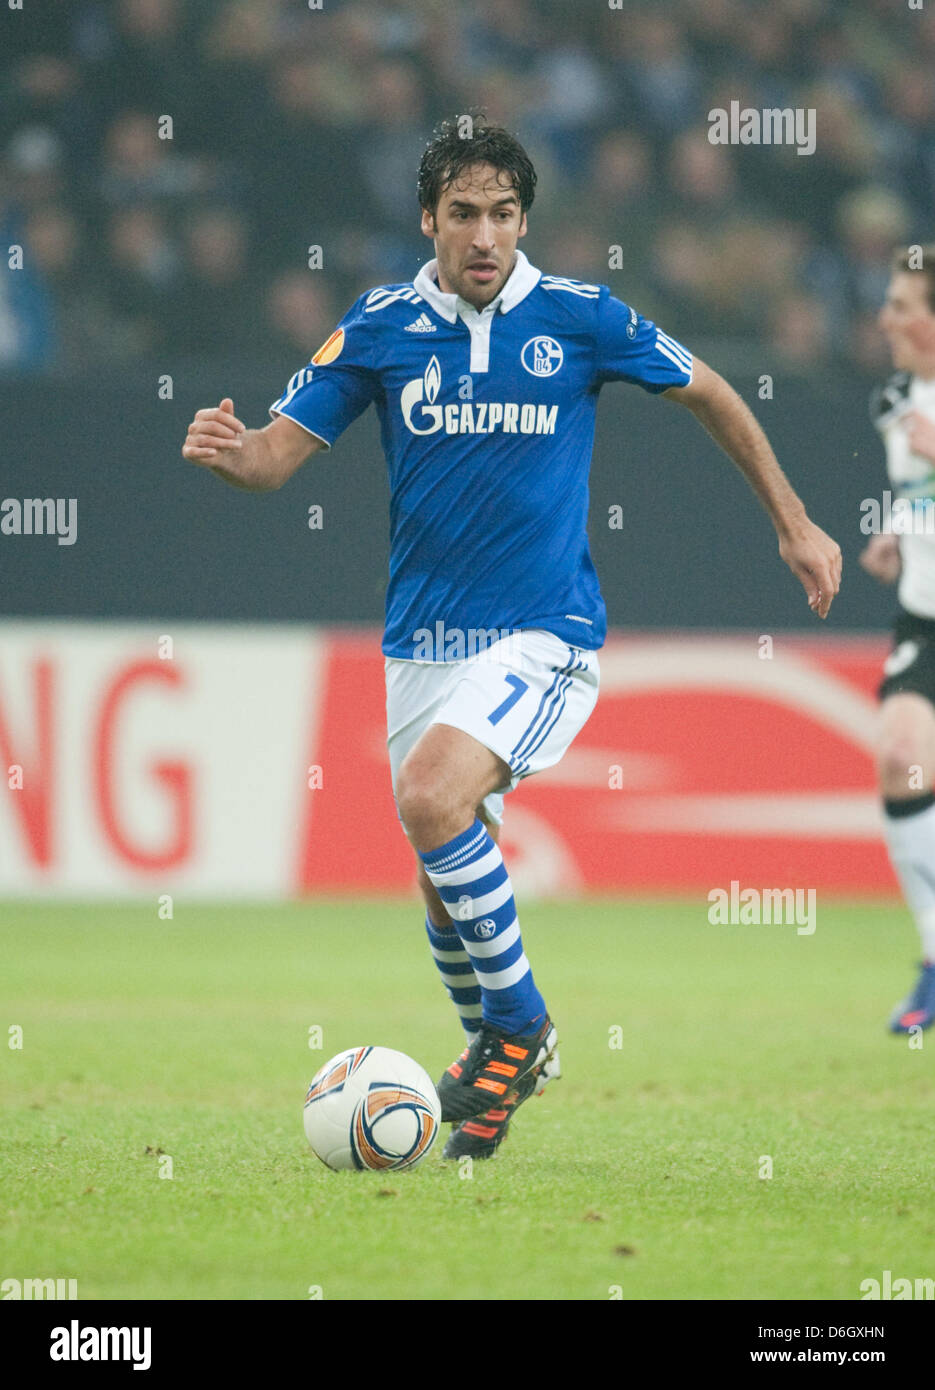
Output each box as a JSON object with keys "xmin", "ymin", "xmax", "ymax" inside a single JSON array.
[{"xmin": 413, "ymin": 248, "xmax": 540, "ymax": 323}]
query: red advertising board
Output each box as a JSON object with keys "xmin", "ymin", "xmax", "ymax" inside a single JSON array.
[
  {"xmin": 300, "ymin": 630, "xmax": 894, "ymax": 898},
  {"xmin": 0, "ymin": 624, "xmax": 897, "ymax": 899}
]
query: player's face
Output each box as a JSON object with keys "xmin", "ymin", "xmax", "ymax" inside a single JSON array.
[
  {"xmin": 879, "ymin": 272, "xmax": 935, "ymax": 371},
  {"xmin": 421, "ymin": 163, "xmax": 527, "ymax": 309}
]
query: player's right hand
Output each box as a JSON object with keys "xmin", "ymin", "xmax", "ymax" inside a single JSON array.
[
  {"xmin": 182, "ymin": 397, "xmax": 246, "ymax": 463},
  {"xmin": 859, "ymin": 532, "xmax": 901, "ymax": 585}
]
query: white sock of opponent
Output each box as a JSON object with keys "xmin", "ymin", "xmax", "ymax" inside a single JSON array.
[{"xmin": 883, "ymin": 793, "xmax": 935, "ymax": 961}]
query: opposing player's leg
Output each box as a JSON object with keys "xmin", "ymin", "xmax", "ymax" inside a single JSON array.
[
  {"xmin": 878, "ymin": 691, "xmax": 935, "ymax": 1031},
  {"xmin": 395, "ymin": 723, "xmax": 558, "ymax": 1122}
]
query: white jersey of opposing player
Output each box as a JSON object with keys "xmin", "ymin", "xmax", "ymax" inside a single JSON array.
[{"xmin": 874, "ymin": 372, "xmax": 935, "ymax": 619}]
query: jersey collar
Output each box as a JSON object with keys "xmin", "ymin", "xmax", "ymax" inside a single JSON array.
[{"xmin": 413, "ymin": 248, "xmax": 540, "ymax": 323}]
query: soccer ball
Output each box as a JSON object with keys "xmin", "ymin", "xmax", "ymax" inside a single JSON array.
[{"xmin": 303, "ymin": 1046, "xmax": 441, "ymax": 1172}]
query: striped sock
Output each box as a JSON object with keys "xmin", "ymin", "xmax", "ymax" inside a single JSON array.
[
  {"xmin": 419, "ymin": 819, "xmax": 547, "ymax": 1036},
  {"xmin": 424, "ymin": 915, "xmax": 482, "ymax": 1041}
]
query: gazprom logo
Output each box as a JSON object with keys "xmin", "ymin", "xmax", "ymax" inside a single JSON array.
[
  {"xmin": 400, "ymin": 355, "xmax": 443, "ymax": 435},
  {"xmin": 521, "ymin": 336, "xmax": 563, "ymax": 377},
  {"xmin": 400, "ymin": 354, "xmax": 558, "ymax": 437}
]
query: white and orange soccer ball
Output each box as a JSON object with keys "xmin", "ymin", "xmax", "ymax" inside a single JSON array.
[{"xmin": 303, "ymin": 1046, "xmax": 441, "ymax": 1172}]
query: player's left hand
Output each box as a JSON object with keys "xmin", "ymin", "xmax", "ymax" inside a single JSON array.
[
  {"xmin": 904, "ymin": 410, "xmax": 935, "ymax": 464},
  {"xmin": 777, "ymin": 518, "xmax": 842, "ymax": 619}
]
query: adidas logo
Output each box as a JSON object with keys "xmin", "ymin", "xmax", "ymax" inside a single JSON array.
[{"xmin": 404, "ymin": 313, "xmax": 436, "ymax": 333}]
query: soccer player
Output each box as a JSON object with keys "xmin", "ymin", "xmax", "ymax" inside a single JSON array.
[
  {"xmin": 182, "ymin": 118, "xmax": 841, "ymax": 1158},
  {"xmin": 862, "ymin": 245, "xmax": 935, "ymax": 1033}
]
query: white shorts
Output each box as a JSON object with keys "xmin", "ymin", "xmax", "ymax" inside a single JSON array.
[{"xmin": 385, "ymin": 628, "xmax": 600, "ymax": 827}]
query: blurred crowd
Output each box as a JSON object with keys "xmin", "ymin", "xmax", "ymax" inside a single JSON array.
[{"xmin": 2, "ymin": 0, "xmax": 933, "ymax": 377}]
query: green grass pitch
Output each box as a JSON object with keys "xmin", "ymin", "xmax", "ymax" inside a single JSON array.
[{"xmin": 2, "ymin": 897, "xmax": 933, "ymax": 1301}]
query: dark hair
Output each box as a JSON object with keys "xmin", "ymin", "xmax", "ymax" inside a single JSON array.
[
  {"xmin": 892, "ymin": 245, "xmax": 935, "ymax": 313},
  {"xmin": 417, "ymin": 114, "xmax": 537, "ymax": 220}
]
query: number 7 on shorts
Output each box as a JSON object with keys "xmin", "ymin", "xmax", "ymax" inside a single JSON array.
[{"xmin": 487, "ymin": 673, "xmax": 529, "ymax": 725}]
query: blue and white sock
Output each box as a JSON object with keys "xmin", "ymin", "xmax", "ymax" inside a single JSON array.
[
  {"xmin": 419, "ymin": 819, "xmax": 547, "ymax": 1036},
  {"xmin": 424, "ymin": 915, "xmax": 482, "ymax": 1041}
]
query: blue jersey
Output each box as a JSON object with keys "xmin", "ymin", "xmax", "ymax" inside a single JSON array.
[{"xmin": 270, "ymin": 250, "xmax": 693, "ymax": 660}]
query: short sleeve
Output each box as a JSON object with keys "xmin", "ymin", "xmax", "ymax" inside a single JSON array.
[
  {"xmin": 869, "ymin": 371, "xmax": 911, "ymax": 433},
  {"xmin": 594, "ymin": 290, "xmax": 693, "ymax": 393},
  {"xmin": 269, "ymin": 297, "xmax": 380, "ymax": 449}
]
